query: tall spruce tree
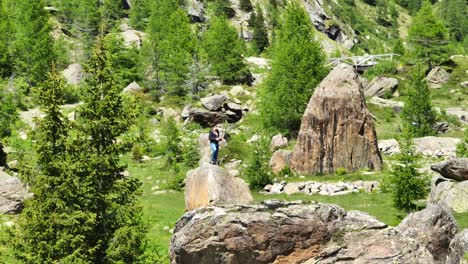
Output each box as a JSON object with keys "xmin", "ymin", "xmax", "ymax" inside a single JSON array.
[
  {"xmin": 76, "ymin": 39, "xmax": 145, "ymax": 263},
  {"xmin": 129, "ymin": 0, "xmax": 150, "ymax": 30},
  {"xmin": 258, "ymin": 1, "xmax": 327, "ymax": 135},
  {"xmin": 17, "ymin": 69, "xmax": 88, "ymax": 262},
  {"xmin": 0, "ymin": 0, "xmax": 12, "ymax": 77},
  {"xmin": 440, "ymin": 0, "xmax": 468, "ymax": 42},
  {"xmin": 252, "ymin": 5, "xmax": 269, "ymax": 53},
  {"xmin": 203, "ymin": 16, "xmax": 250, "ymax": 84},
  {"xmin": 408, "ymin": 1, "xmax": 448, "ymax": 66},
  {"xmin": 401, "ymin": 64, "xmax": 437, "ymax": 137},
  {"xmin": 146, "ymin": 0, "xmax": 195, "ymax": 97},
  {"xmin": 10, "ymin": 0, "xmax": 56, "ymax": 85}
]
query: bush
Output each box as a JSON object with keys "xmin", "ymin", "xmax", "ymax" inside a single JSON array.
[
  {"xmin": 166, "ymin": 167, "xmax": 185, "ymax": 192},
  {"xmin": 182, "ymin": 135, "xmax": 200, "ymax": 168},
  {"xmin": 131, "ymin": 144, "xmax": 144, "ymax": 162},
  {"xmin": 363, "ymin": 60, "xmax": 398, "ymax": 79},
  {"xmin": 336, "ymin": 167, "xmax": 347, "ymax": 175},
  {"xmin": 244, "ymin": 136, "xmax": 272, "ymax": 190},
  {"xmin": 456, "ymin": 128, "xmax": 468, "ymax": 158},
  {"xmin": 277, "ymin": 166, "xmax": 295, "ymax": 178}
]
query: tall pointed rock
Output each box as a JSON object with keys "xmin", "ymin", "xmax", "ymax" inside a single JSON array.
[{"xmin": 290, "ymin": 64, "xmax": 382, "ymax": 175}]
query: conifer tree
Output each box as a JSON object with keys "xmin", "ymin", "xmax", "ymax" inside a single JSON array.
[
  {"xmin": 440, "ymin": 0, "xmax": 468, "ymax": 42},
  {"xmin": 17, "ymin": 69, "xmax": 87, "ymax": 262},
  {"xmin": 252, "ymin": 5, "xmax": 269, "ymax": 53},
  {"xmin": 213, "ymin": 0, "xmax": 235, "ymax": 18},
  {"xmin": 129, "ymin": 0, "xmax": 150, "ymax": 30},
  {"xmin": 408, "ymin": 1, "xmax": 448, "ymax": 66},
  {"xmin": 0, "ymin": 87, "xmax": 17, "ymax": 137},
  {"xmin": 10, "ymin": 0, "xmax": 56, "ymax": 85},
  {"xmin": 146, "ymin": 0, "xmax": 195, "ymax": 97},
  {"xmin": 203, "ymin": 16, "xmax": 250, "ymax": 84},
  {"xmin": 389, "ymin": 128, "xmax": 429, "ymax": 213},
  {"xmin": 76, "ymin": 39, "xmax": 145, "ymax": 263},
  {"xmin": 0, "ymin": 0, "xmax": 12, "ymax": 77},
  {"xmin": 258, "ymin": 2, "xmax": 327, "ymax": 135},
  {"xmin": 393, "ymin": 38, "xmax": 405, "ymax": 56},
  {"xmin": 401, "ymin": 64, "xmax": 436, "ymax": 137}
]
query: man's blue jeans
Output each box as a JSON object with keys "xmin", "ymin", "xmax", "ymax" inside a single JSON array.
[{"xmin": 210, "ymin": 143, "xmax": 219, "ymax": 164}]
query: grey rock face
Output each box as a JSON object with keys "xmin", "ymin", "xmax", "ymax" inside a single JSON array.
[
  {"xmin": 414, "ymin": 137, "xmax": 461, "ymax": 158},
  {"xmin": 429, "ymin": 180, "xmax": 468, "ymax": 213},
  {"xmin": 431, "ymin": 158, "xmax": 468, "ymax": 182},
  {"xmin": 170, "ymin": 201, "xmax": 444, "ymax": 264},
  {"xmin": 365, "ymin": 76, "xmax": 399, "ymax": 98},
  {"xmin": 201, "ymin": 94, "xmax": 228, "ymax": 111},
  {"xmin": 398, "ymin": 204, "xmax": 459, "ymax": 262},
  {"xmin": 61, "ymin": 63, "xmax": 84, "ymax": 85},
  {"xmin": 184, "ymin": 164, "xmax": 253, "ymax": 211},
  {"xmin": 0, "ymin": 170, "xmax": 29, "ymax": 214},
  {"xmin": 446, "ymin": 229, "xmax": 468, "ymax": 264},
  {"xmin": 426, "ymin": 66, "xmax": 450, "ymax": 89}
]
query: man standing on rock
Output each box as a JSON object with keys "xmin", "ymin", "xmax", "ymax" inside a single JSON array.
[{"xmin": 209, "ymin": 125, "xmax": 222, "ymax": 164}]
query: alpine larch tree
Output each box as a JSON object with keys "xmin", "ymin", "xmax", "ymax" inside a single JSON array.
[
  {"xmin": 258, "ymin": 1, "xmax": 327, "ymax": 136},
  {"xmin": 408, "ymin": 0, "xmax": 448, "ymax": 66}
]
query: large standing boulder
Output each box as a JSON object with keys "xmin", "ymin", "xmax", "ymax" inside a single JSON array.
[
  {"xmin": 184, "ymin": 164, "xmax": 252, "ymax": 211},
  {"xmin": 0, "ymin": 170, "xmax": 29, "ymax": 214},
  {"xmin": 429, "ymin": 180, "xmax": 468, "ymax": 213},
  {"xmin": 364, "ymin": 76, "xmax": 399, "ymax": 98},
  {"xmin": 398, "ymin": 204, "xmax": 459, "ymax": 262},
  {"xmin": 446, "ymin": 229, "xmax": 468, "ymax": 264},
  {"xmin": 290, "ymin": 64, "xmax": 382, "ymax": 175},
  {"xmin": 170, "ymin": 201, "xmax": 441, "ymax": 264},
  {"xmin": 431, "ymin": 158, "xmax": 468, "ymax": 182}
]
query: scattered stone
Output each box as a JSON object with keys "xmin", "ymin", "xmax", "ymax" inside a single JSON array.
[
  {"xmin": 184, "ymin": 164, "xmax": 253, "ymax": 211},
  {"xmin": 185, "ymin": 0, "xmax": 204, "ymax": 23},
  {"xmin": 364, "ymin": 76, "xmax": 399, "ymax": 98},
  {"xmin": 269, "ymin": 134, "xmax": 288, "ymax": 151},
  {"xmin": 263, "ymin": 180, "xmax": 379, "ymax": 196},
  {"xmin": 163, "ymin": 226, "xmax": 170, "ymax": 231},
  {"xmin": 414, "ymin": 137, "xmax": 461, "ymax": 158},
  {"xmin": 245, "ymin": 57, "xmax": 269, "ymax": 68},
  {"xmin": 291, "ymin": 64, "xmax": 382, "ymax": 175},
  {"xmin": 181, "ymin": 105, "xmax": 191, "ymax": 119},
  {"xmin": 120, "ymin": 23, "xmax": 147, "ymax": 48},
  {"xmin": 7, "ymin": 160, "xmax": 18, "ymax": 169},
  {"xmin": 368, "ymin": 97, "xmax": 404, "ymax": 112},
  {"xmin": 0, "ymin": 170, "xmax": 29, "ymax": 214},
  {"xmin": 269, "ymin": 149, "xmax": 292, "ymax": 174},
  {"xmin": 20, "ymin": 108, "xmax": 45, "ymax": 129},
  {"xmin": 446, "ymin": 108, "xmax": 468, "ymax": 123},
  {"xmin": 431, "ymin": 158, "xmax": 468, "ymax": 182},
  {"xmin": 460, "ymin": 81, "xmax": 468, "ymax": 88},
  {"xmin": 61, "ymin": 63, "xmax": 84, "ymax": 85},
  {"xmin": 432, "ymin": 121, "xmax": 450, "ymax": 134},
  {"xmin": 398, "ymin": 204, "xmax": 458, "ymax": 262},
  {"xmin": 122, "ymin": 81, "xmax": 142, "ymax": 93},
  {"xmin": 200, "ymin": 94, "xmax": 227, "ymax": 111},
  {"xmin": 247, "ymin": 134, "xmax": 259, "ymax": 143},
  {"xmin": 162, "ymin": 107, "xmax": 180, "ymax": 122},
  {"xmin": 378, "ymin": 139, "xmax": 401, "ymax": 156},
  {"xmin": 426, "ymin": 66, "xmax": 450, "ymax": 89}
]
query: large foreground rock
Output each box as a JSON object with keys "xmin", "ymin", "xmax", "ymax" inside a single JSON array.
[
  {"xmin": 447, "ymin": 229, "xmax": 468, "ymax": 264},
  {"xmin": 398, "ymin": 204, "xmax": 458, "ymax": 262},
  {"xmin": 0, "ymin": 170, "xmax": 29, "ymax": 214},
  {"xmin": 184, "ymin": 165, "xmax": 252, "ymax": 211},
  {"xmin": 291, "ymin": 64, "xmax": 382, "ymax": 175},
  {"xmin": 170, "ymin": 201, "xmax": 458, "ymax": 264},
  {"xmin": 431, "ymin": 158, "xmax": 468, "ymax": 182},
  {"xmin": 429, "ymin": 179, "xmax": 468, "ymax": 213}
]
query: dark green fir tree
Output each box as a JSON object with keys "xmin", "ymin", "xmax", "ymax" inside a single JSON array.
[
  {"xmin": 258, "ymin": 1, "xmax": 327, "ymax": 136},
  {"xmin": 76, "ymin": 39, "xmax": 145, "ymax": 263},
  {"xmin": 11, "ymin": 0, "xmax": 56, "ymax": 85},
  {"xmin": 252, "ymin": 5, "xmax": 269, "ymax": 53},
  {"xmin": 401, "ymin": 64, "xmax": 437, "ymax": 137},
  {"xmin": 203, "ymin": 16, "xmax": 250, "ymax": 84},
  {"xmin": 408, "ymin": 0, "xmax": 449, "ymax": 66}
]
